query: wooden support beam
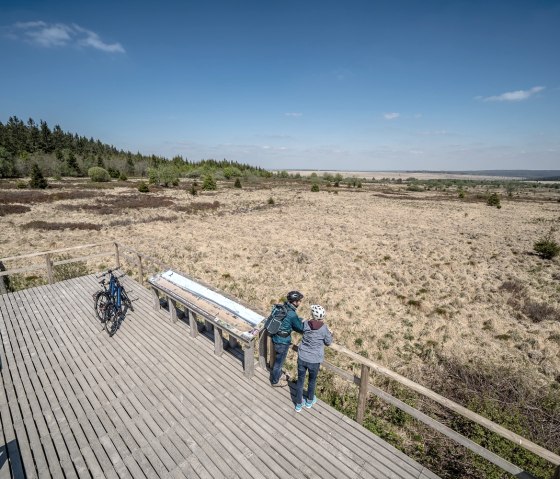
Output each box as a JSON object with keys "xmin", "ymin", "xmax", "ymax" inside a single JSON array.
[
  {"xmin": 151, "ymin": 288, "xmax": 160, "ymax": 311},
  {"xmin": 45, "ymin": 254, "xmax": 54, "ymax": 284},
  {"xmin": 356, "ymin": 364, "xmax": 369, "ymax": 425},
  {"xmin": 189, "ymin": 310, "xmax": 198, "ymax": 338},
  {"xmin": 169, "ymin": 298, "xmax": 178, "ymax": 323},
  {"xmin": 214, "ymin": 327, "xmax": 224, "ymax": 356},
  {"xmin": 244, "ymin": 341, "xmax": 255, "ymax": 379},
  {"xmin": 114, "ymin": 243, "xmax": 120, "ymax": 268},
  {"xmin": 137, "ymin": 253, "xmax": 143, "ymax": 285}
]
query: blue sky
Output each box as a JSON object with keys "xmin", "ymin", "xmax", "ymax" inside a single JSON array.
[{"xmin": 1, "ymin": 0, "xmax": 559, "ymax": 170}]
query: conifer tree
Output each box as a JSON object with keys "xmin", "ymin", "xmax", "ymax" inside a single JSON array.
[{"xmin": 29, "ymin": 163, "xmax": 48, "ymax": 189}]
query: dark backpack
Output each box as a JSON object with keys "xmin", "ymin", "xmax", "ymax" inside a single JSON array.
[{"xmin": 264, "ymin": 303, "xmax": 288, "ymax": 335}]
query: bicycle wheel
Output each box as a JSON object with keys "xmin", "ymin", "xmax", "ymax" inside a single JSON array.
[
  {"xmin": 121, "ymin": 289, "xmax": 134, "ymax": 313},
  {"xmin": 104, "ymin": 303, "xmax": 119, "ymax": 336},
  {"xmin": 94, "ymin": 291, "xmax": 111, "ymax": 322}
]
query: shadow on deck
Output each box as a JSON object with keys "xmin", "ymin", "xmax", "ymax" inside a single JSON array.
[{"xmin": 0, "ymin": 274, "xmax": 440, "ymax": 479}]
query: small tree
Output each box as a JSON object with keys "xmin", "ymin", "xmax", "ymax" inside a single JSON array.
[
  {"xmin": 119, "ymin": 172, "xmax": 128, "ymax": 181},
  {"xmin": 88, "ymin": 167, "xmax": 110, "ymax": 182},
  {"xmin": 234, "ymin": 178, "xmax": 242, "ymax": 188},
  {"xmin": 189, "ymin": 184, "xmax": 198, "ymax": 195},
  {"xmin": 487, "ymin": 193, "xmax": 501, "ymax": 208},
  {"xmin": 202, "ymin": 175, "xmax": 217, "ymax": 190},
  {"xmin": 534, "ymin": 229, "xmax": 560, "ymax": 260},
  {"xmin": 311, "ymin": 183, "xmax": 320, "ymax": 192},
  {"xmin": 29, "ymin": 164, "xmax": 48, "ymax": 189},
  {"xmin": 137, "ymin": 181, "xmax": 149, "ymax": 193}
]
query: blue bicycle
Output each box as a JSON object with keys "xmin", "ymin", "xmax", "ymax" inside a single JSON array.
[{"xmin": 93, "ymin": 270, "xmax": 134, "ymax": 336}]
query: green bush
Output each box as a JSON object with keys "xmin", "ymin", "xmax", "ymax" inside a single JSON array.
[
  {"xmin": 487, "ymin": 193, "xmax": 501, "ymax": 208},
  {"xmin": 119, "ymin": 172, "xmax": 128, "ymax": 181},
  {"xmin": 534, "ymin": 230, "xmax": 560, "ymax": 259},
  {"xmin": 88, "ymin": 167, "xmax": 110, "ymax": 182},
  {"xmin": 107, "ymin": 168, "xmax": 120, "ymax": 179},
  {"xmin": 29, "ymin": 164, "xmax": 48, "ymax": 189},
  {"xmin": 189, "ymin": 184, "xmax": 197, "ymax": 195},
  {"xmin": 267, "ymin": 197, "xmax": 275, "ymax": 205},
  {"xmin": 16, "ymin": 180, "xmax": 27, "ymax": 189},
  {"xmin": 137, "ymin": 181, "xmax": 149, "ymax": 193},
  {"xmin": 311, "ymin": 183, "xmax": 320, "ymax": 192},
  {"xmin": 202, "ymin": 175, "xmax": 217, "ymax": 190},
  {"xmin": 234, "ymin": 178, "xmax": 242, "ymax": 188}
]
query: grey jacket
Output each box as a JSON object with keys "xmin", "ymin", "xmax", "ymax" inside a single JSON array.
[{"xmin": 298, "ymin": 320, "xmax": 332, "ymax": 364}]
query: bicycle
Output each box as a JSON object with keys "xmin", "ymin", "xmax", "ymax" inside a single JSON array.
[{"xmin": 93, "ymin": 270, "xmax": 134, "ymax": 334}]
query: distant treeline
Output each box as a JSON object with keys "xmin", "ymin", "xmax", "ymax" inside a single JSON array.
[{"xmin": 0, "ymin": 116, "xmax": 271, "ymax": 179}]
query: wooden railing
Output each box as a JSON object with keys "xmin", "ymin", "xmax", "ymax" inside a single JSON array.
[{"xmin": 1, "ymin": 242, "xmax": 559, "ymax": 479}]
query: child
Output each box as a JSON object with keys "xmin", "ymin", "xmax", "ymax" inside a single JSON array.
[{"xmin": 295, "ymin": 304, "xmax": 333, "ymax": 412}]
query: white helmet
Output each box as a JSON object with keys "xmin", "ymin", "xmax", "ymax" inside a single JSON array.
[{"xmin": 310, "ymin": 304, "xmax": 326, "ymax": 320}]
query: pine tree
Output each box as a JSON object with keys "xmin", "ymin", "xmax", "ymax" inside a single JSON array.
[{"xmin": 29, "ymin": 163, "xmax": 48, "ymax": 189}]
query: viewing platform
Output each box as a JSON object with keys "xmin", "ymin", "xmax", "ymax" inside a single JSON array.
[{"xmin": 0, "ymin": 274, "xmax": 440, "ymax": 478}]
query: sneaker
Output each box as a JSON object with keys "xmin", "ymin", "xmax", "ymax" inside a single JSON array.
[
  {"xmin": 271, "ymin": 379, "xmax": 288, "ymax": 387},
  {"xmin": 295, "ymin": 402, "xmax": 303, "ymax": 412},
  {"xmin": 305, "ymin": 396, "xmax": 317, "ymax": 408}
]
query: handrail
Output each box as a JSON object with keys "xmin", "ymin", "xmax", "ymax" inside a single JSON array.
[
  {"xmin": 327, "ymin": 343, "xmax": 560, "ymax": 468},
  {"xmin": 2, "ymin": 242, "xmax": 558, "ymax": 478}
]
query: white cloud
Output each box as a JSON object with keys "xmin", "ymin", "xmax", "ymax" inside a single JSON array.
[
  {"xmin": 285, "ymin": 112, "xmax": 302, "ymax": 117},
  {"xmin": 384, "ymin": 112, "xmax": 400, "ymax": 120},
  {"xmin": 480, "ymin": 86, "xmax": 545, "ymax": 102},
  {"xmin": 10, "ymin": 21, "xmax": 125, "ymax": 53}
]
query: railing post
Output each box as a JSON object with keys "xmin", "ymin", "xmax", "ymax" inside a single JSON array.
[
  {"xmin": 356, "ymin": 364, "xmax": 370, "ymax": 425},
  {"xmin": 169, "ymin": 298, "xmax": 178, "ymax": 322},
  {"xmin": 137, "ymin": 253, "xmax": 143, "ymax": 285},
  {"xmin": 45, "ymin": 254, "xmax": 54, "ymax": 284},
  {"xmin": 214, "ymin": 327, "xmax": 224, "ymax": 356},
  {"xmin": 114, "ymin": 243, "xmax": 120, "ymax": 269},
  {"xmin": 244, "ymin": 340, "xmax": 255, "ymax": 379},
  {"xmin": 188, "ymin": 310, "xmax": 198, "ymax": 338}
]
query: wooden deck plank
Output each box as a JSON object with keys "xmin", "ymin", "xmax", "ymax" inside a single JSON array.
[
  {"xmin": 72, "ymin": 275, "xmax": 414, "ymax": 479},
  {"xmin": 1, "ymin": 275, "xmax": 441, "ymax": 479}
]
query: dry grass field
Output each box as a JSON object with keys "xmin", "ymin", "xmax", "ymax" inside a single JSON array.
[{"xmin": 1, "ymin": 177, "xmax": 559, "ymax": 388}]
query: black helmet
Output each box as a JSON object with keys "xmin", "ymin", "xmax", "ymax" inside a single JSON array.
[{"xmin": 287, "ymin": 290, "xmax": 304, "ymax": 303}]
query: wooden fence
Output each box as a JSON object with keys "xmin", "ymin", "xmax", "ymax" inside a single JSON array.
[{"xmin": 1, "ymin": 242, "xmax": 559, "ymax": 479}]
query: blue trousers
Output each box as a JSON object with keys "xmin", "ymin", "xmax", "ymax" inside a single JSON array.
[
  {"xmin": 295, "ymin": 358, "xmax": 320, "ymax": 405},
  {"xmin": 270, "ymin": 342, "xmax": 290, "ymax": 384}
]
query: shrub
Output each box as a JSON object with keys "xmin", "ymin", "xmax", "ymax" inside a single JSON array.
[
  {"xmin": 268, "ymin": 197, "xmax": 275, "ymax": 205},
  {"xmin": 202, "ymin": 175, "xmax": 217, "ymax": 190},
  {"xmin": 88, "ymin": 167, "xmax": 110, "ymax": 183},
  {"xmin": 311, "ymin": 183, "xmax": 320, "ymax": 192},
  {"xmin": 534, "ymin": 230, "xmax": 560, "ymax": 260},
  {"xmin": 487, "ymin": 193, "xmax": 501, "ymax": 208},
  {"xmin": 29, "ymin": 164, "xmax": 48, "ymax": 189},
  {"xmin": 189, "ymin": 184, "xmax": 198, "ymax": 195},
  {"xmin": 16, "ymin": 180, "xmax": 27, "ymax": 189},
  {"xmin": 137, "ymin": 181, "xmax": 149, "ymax": 193},
  {"xmin": 458, "ymin": 190, "xmax": 465, "ymax": 199},
  {"xmin": 107, "ymin": 168, "xmax": 120, "ymax": 179},
  {"xmin": 119, "ymin": 172, "xmax": 128, "ymax": 181},
  {"xmin": 234, "ymin": 178, "xmax": 242, "ymax": 188}
]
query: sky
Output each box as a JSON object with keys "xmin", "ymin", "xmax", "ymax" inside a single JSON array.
[{"xmin": 1, "ymin": 0, "xmax": 559, "ymax": 170}]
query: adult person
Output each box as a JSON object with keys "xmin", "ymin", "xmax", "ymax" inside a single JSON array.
[
  {"xmin": 294, "ymin": 304, "xmax": 332, "ymax": 412},
  {"xmin": 270, "ymin": 290, "xmax": 305, "ymax": 387}
]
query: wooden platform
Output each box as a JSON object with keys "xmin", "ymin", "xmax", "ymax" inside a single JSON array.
[{"xmin": 0, "ymin": 275, "xmax": 441, "ymax": 479}]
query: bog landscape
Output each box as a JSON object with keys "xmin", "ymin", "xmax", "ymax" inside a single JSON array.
[{"xmin": 1, "ymin": 119, "xmax": 560, "ymax": 478}]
